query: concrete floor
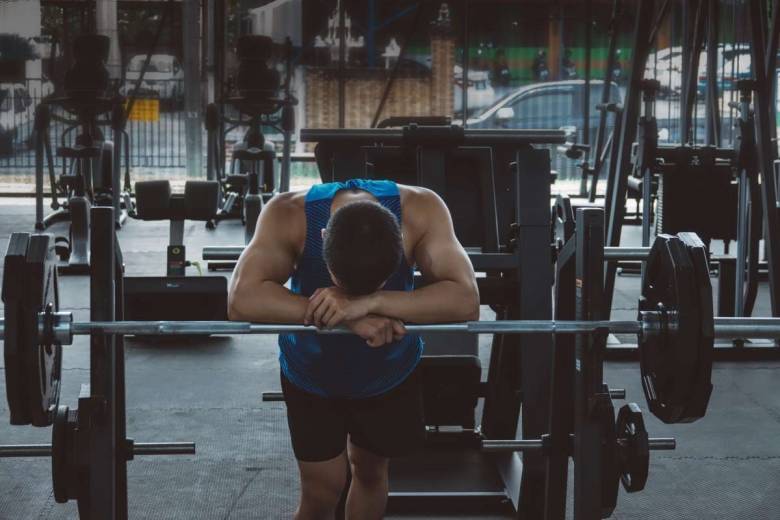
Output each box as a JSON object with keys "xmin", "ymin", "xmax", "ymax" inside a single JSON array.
[{"xmin": 1, "ymin": 198, "xmax": 780, "ymax": 519}]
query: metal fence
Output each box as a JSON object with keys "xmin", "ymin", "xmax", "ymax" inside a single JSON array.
[{"xmin": 0, "ymin": 82, "xmax": 186, "ymax": 172}]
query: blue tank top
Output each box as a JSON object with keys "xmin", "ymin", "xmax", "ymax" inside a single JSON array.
[{"xmin": 279, "ymin": 179, "xmax": 423, "ymax": 398}]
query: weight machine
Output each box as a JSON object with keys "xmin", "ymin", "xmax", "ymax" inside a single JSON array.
[
  {"xmin": 34, "ymin": 34, "xmax": 130, "ymax": 274},
  {"xmin": 601, "ymin": 0, "xmax": 780, "ymax": 341},
  {"xmin": 204, "ymin": 35, "xmax": 296, "ymax": 240}
]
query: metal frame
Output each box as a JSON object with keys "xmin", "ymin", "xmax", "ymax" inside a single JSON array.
[{"xmin": 603, "ymin": 0, "xmax": 780, "ymax": 339}]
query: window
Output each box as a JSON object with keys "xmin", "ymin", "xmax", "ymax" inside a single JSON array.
[{"xmin": 514, "ymin": 88, "xmax": 575, "ymax": 121}]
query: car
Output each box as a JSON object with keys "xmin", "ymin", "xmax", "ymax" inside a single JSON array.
[
  {"xmin": 465, "ymin": 79, "xmax": 622, "ymax": 137},
  {"xmin": 122, "ymin": 54, "xmax": 184, "ymax": 102},
  {"xmin": 0, "ymin": 83, "xmax": 33, "ymax": 157},
  {"xmin": 462, "ymin": 80, "xmax": 623, "ymax": 181}
]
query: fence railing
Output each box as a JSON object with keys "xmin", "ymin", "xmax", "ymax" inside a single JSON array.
[{"xmin": 0, "ymin": 82, "xmax": 187, "ymax": 171}]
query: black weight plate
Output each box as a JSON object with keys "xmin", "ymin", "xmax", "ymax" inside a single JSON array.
[
  {"xmin": 52, "ymin": 405, "xmax": 76, "ymax": 503},
  {"xmin": 599, "ymin": 395, "xmax": 620, "ymax": 519},
  {"xmin": 677, "ymin": 233, "xmax": 714, "ymax": 422},
  {"xmin": 616, "ymin": 403, "xmax": 649, "ymax": 493},
  {"xmin": 639, "ymin": 235, "xmax": 700, "ymax": 423},
  {"xmin": 2, "ymin": 233, "xmax": 31, "ymax": 425},
  {"xmin": 551, "ymin": 194, "xmax": 574, "ymax": 252},
  {"xmin": 25, "ymin": 234, "xmax": 62, "ymax": 426}
]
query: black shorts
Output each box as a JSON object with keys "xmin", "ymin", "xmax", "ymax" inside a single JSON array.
[{"xmin": 281, "ymin": 368, "xmax": 425, "ymax": 462}]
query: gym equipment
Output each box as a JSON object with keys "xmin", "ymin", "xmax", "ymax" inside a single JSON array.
[
  {"xmin": 10, "ymin": 202, "xmax": 780, "ymax": 519},
  {"xmin": 125, "ymin": 180, "xmax": 227, "ymax": 323},
  {"xmin": 732, "ymin": 80, "xmax": 762, "ymax": 318},
  {"xmin": 33, "ymin": 34, "xmax": 129, "ymax": 274},
  {"xmin": 20, "ymin": 307, "xmax": 780, "ymax": 342},
  {"xmin": 603, "ymin": 0, "xmax": 780, "ymax": 329},
  {"xmin": 551, "ymin": 193, "xmax": 780, "ymax": 360},
  {"xmin": 205, "ymin": 35, "xmax": 296, "ymax": 234},
  {"xmin": 1, "ymin": 233, "xmax": 60, "ymax": 426},
  {"xmin": 2, "ymin": 208, "xmax": 195, "ymax": 517},
  {"xmin": 481, "ymin": 402, "xmax": 668, "ymax": 497},
  {"xmin": 34, "ymin": 34, "xmax": 131, "ymax": 273},
  {"xmin": 10, "ymin": 230, "xmax": 780, "ymax": 431}
]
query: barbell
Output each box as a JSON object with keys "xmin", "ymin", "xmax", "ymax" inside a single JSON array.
[
  {"xmin": 2, "ymin": 309, "xmax": 780, "ymax": 345},
  {"xmin": 1, "ymin": 227, "xmax": 773, "ymax": 430}
]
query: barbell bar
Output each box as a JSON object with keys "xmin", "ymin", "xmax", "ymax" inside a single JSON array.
[
  {"xmin": 261, "ymin": 388, "xmax": 627, "ymax": 402},
  {"xmin": 0, "ymin": 442, "xmax": 196, "ymax": 458},
  {"xmin": 480, "ymin": 436, "xmax": 676, "ymax": 452},
  {"xmin": 2, "ymin": 311, "xmax": 780, "ymax": 344},
  {"xmin": 200, "ymin": 245, "xmax": 652, "ymax": 262}
]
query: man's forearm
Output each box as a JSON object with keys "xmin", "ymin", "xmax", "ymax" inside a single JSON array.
[
  {"xmin": 370, "ymin": 281, "xmax": 480, "ymax": 324},
  {"xmin": 228, "ymin": 281, "xmax": 309, "ymax": 323}
]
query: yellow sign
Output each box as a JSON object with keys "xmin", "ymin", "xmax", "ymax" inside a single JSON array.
[{"xmin": 125, "ymin": 98, "xmax": 159, "ymax": 122}]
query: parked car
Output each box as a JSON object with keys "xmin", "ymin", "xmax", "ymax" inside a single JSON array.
[
  {"xmin": 465, "ymin": 79, "xmax": 622, "ymax": 136},
  {"xmin": 122, "ymin": 54, "xmax": 184, "ymax": 102},
  {"xmin": 0, "ymin": 83, "xmax": 33, "ymax": 157},
  {"xmin": 462, "ymin": 80, "xmax": 623, "ymax": 181}
]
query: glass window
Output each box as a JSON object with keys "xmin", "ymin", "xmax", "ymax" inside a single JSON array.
[{"xmin": 513, "ymin": 87, "xmax": 575, "ymax": 120}]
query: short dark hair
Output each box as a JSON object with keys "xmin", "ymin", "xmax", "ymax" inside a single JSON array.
[{"xmin": 323, "ymin": 200, "xmax": 403, "ymax": 295}]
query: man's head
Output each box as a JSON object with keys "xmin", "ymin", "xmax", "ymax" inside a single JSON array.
[{"xmin": 323, "ymin": 200, "xmax": 403, "ymax": 296}]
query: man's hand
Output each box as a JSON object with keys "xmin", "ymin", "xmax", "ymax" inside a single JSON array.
[
  {"xmin": 305, "ymin": 287, "xmax": 375, "ymax": 328},
  {"xmin": 345, "ymin": 314, "xmax": 406, "ymax": 348}
]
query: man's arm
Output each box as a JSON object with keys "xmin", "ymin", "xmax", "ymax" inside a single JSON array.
[
  {"xmin": 369, "ymin": 189, "xmax": 479, "ymax": 323},
  {"xmin": 227, "ymin": 194, "xmax": 308, "ymax": 323},
  {"xmin": 306, "ymin": 190, "xmax": 479, "ymax": 326},
  {"xmin": 228, "ymin": 193, "xmax": 407, "ymax": 346}
]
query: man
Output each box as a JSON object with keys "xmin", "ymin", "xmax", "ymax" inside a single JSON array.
[
  {"xmin": 228, "ymin": 178, "xmax": 479, "ymax": 520},
  {"xmin": 533, "ymin": 49, "xmax": 549, "ymax": 81}
]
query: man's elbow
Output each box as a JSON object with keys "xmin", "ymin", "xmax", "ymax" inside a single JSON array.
[
  {"xmin": 227, "ymin": 286, "xmax": 251, "ymax": 321},
  {"xmin": 227, "ymin": 303, "xmax": 243, "ymax": 322},
  {"xmin": 227, "ymin": 297, "xmax": 244, "ymax": 322},
  {"xmin": 462, "ymin": 282, "xmax": 480, "ymax": 321}
]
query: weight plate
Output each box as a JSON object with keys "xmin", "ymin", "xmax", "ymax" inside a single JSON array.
[
  {"xmin": 25, "ymin": 234, "xmax": 62, "ymax": 426},
  {"xmin": 677, "ymin": 233, "xmax": 714, "ymax": 422},
  {"xmin": 551, "ymin": 194, "xmax": 574, "ymax": 252},
  {"xmin": 2, "ymin": 233, "xmax": 31, "ymax": 425},
  {"xmin": 639, "ymin": 234, "xmax": 700, "ymax": 423},
  {"xmin": 52, "ymin": 405, "xmax": 77, "ymax": 503},
  {"xmin": 599, "ymin": 393, "xmax": 620, "ymax": 519},
  {"xmin": 616, "ymin": 403, "xmax": 650, "ymax": 493}
]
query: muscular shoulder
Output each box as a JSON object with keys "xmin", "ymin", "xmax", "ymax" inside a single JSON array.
[
  {"xmin": 399, "ymin": 185, "xmax": 448, "ymax": 216},
  {"xmin": 398, "ymin": 185, "xmax": 451, "ymax": 235},
  {"xmin": 261, "ymin": 190, "xmax": 307, "ymax": 223},
  {"xmin": 254, "ymin": 190, "xmax": 306, "ymax": 249}
]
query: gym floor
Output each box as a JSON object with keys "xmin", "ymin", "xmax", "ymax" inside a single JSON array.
[{"xmin": 1, "ymin": 198, "xmax": 780, "ymax": 519}]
